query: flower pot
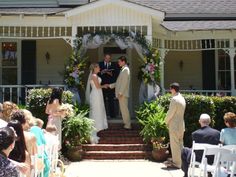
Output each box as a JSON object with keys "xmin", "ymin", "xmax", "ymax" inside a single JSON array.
[
  {"xmin": 152, "ymin": 148, "xmax": 169, "ymax": 162},
  {"xmin": 66, "ymin": 146, "xmax": 83, "ymax": 161}
]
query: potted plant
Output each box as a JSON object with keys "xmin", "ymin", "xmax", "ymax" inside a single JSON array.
[
  {"xmin": 62, "ymin": 109, "xmax": 94, "ymax": 161},
  {"xmin": 137, "ymin": 102, "xmax": 169, "ymax": 161}
]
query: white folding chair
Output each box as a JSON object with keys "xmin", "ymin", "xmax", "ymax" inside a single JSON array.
[
  {"xmin": 189, "ymin": 141, "xmax": 219, "ymax": 177},
  {"xmin": 214, "ymin": 151, "xmax": 236, "ymax": 177},
  {"xmin": 31, "ymin": 145, "xmax": 45, "ymax": 177},
  {"xmin": 199, "ymin": 147, "xmax": 231, "ymax": 177}
]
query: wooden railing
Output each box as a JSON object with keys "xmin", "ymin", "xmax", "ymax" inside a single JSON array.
[
  {"xmin": 0, "ymin": 85, "xmax": 66, "ymax": 105},
  {"xmin": 180, "ymin": 89, "xmax": 231, "ymax": 96}
]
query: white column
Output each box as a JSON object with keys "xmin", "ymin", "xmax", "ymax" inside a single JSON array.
[
  {"xmin": 159, "ymin": 39, "xmax": 167, "ymax": 94},
  {"xmin": 71, "ymin": 24, "xmax": 77, "ymax": 48},
  {"xmin": 145, "ymin": 16, "xmax": 152, "ymax": 44},
  {"xmin": 229, "ymin": 39, "xmax": 236, "ymax": 96}
]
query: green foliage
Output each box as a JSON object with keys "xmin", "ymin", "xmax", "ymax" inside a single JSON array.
[
  {"xmin": 64, "ymin": 49, "xmax": 87, "ymax": 90},
  {"xmin": 62, "ymin": 110, "xmax": 94, "ymax": 147},
  {"xmin": 136, "ymin": 94, "xmax": 236, "ymax": 147},
  {"xmin": 136, "ymin": 102, "xmax": 168, "ymax": 143},
  {"xmin": 26, "ymin": 88, "xmax": 73, "ymax": 125},
  {"xmin": 211, "ymin": 96, "xmax": 236, "ymax": 130}
]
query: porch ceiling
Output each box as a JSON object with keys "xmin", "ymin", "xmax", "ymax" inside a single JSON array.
[{"xmin": 161, "ymin": 21, "xmax": 236, "ymax": 32}]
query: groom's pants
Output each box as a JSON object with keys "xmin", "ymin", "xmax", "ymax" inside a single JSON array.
[{"xmin": 118, "ymin": 96, "xmax": 131, "ymax": 128}]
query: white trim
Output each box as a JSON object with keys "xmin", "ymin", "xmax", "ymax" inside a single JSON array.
[{"xmin": 65, "ymin": 0, "xmax": 164, "ymax": 20}]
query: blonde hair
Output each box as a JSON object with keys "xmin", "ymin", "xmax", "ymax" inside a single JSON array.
[
  {"xmin": 89, "ymin": 63, "xmax": 99, "ymax": 73},
  {"xmin": 35, "ymin": 118, "xmax": 44, "ymax": 128},
  {"xmin": 2, "ymin": 101, "xmax": 19, "ymax": 122},
  {"xmin": 21, "ymin": 109, "xmax": 36, "ymax": 127}
]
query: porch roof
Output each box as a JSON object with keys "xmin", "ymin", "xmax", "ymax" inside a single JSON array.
[
  {"xmin": 161, "ymin": 21, "xmax": 236, "ymax": 32},
  {"xmin": 0, "ymin": 8, "xmax": 71, "ymax": 15}
]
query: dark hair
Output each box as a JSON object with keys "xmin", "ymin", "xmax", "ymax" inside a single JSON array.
[
  {"xmin": 10, "ymin": 110, "xmax": 26, "ymax": 125},
  {"xmin": 104, "ymin": 53, "xmax": 111, "ymax": 57},
  {"xmin": 0, "ymin": 127, "xmax": 16, "ymax": 152},
  {"xmin": 170, "ymin": 82, "xmax": 180, "ymax": 92},
  {"xmin": 8, "ymin": 120, "xmax": 27, "ymax": 162},
  {"xmin": 49, "ymin": 88, "xmax": 63, "ymax": 105},
  {"xmin": 118, "ymin": 56, "xmax": 127, "ymax": 63}
]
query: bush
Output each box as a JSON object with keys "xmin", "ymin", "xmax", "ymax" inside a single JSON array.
[
  {"xmin": 136, "ymin": 94, "xmax": 236, "ymax": 147},
  {"xmin": 26, "ymin": 88, "xmax": 73, "ymax": 125},
  {"xmin": 136, "ymin": 103, "xmax": 168, "ymax": 143}
]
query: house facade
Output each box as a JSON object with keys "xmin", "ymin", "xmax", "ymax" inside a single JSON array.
[{"xmin": 0, "ymin": 0, "xmax": 236, "ymax": 111}]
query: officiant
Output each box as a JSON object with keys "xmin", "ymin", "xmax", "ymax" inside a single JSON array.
[{"xmin": 99, "ymin": 54, "xmax": 119, "ymax": 118}]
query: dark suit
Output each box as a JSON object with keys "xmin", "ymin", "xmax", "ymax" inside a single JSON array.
[
  {"xmin": 99, "ymin": 61, "xmax": 119, "ymax": 118},
  {"xmin": 181, "ymin": 126, "xmax": 220, "ymax": 177}
]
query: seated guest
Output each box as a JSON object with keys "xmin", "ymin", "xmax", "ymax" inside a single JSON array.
[
  {"xmin": 0, "ymin": 126, "xmax": 19, "ymax": 177},
  {"xmin": 2, "ymin": 101, "xmax": 18, "ymax": 122},
  {"xmin": 181, "ymin": 114, "xmax": 220, "ymax": 177},
  {"xmin": 11, "ymin": 110, "xmax": 37, "ymax": 177},
  {"xmin": 220, "ymin": 112, "xmax": 236, "ymax": 145},
  {"xmin": 7, "ymin": 120, "xmax": 30, "ymax": 177},
  {"xmin": 0, "ymin": 103, "xmax": 7, "ymax": 128}
]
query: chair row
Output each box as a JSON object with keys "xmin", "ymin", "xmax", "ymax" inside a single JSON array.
[{"xmin": 189, "ymin": 142, "xmax": 236, "ymax": 177}]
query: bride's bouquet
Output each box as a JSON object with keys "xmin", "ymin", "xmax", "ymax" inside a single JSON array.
[{"xmin": 59, "ymin": 103, "xmax": 75, "ymax": 119}]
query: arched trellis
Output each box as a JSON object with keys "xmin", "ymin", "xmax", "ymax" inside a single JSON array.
[{"xmin": 66, "ymin": 31, "xmax": 161, "ymax": 103}]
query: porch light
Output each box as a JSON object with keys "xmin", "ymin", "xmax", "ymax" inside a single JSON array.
[{"xmin": 45, "ymin": 52, "xmax": 50, "ymax": 64}]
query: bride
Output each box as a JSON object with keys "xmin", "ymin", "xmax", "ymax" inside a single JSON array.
[{"xmin": 86, "ymin": 63, "xmax": 108, "ymax": 144}]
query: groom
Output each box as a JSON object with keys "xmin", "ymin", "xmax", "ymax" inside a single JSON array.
[{"xmin": 111, "ymin": 56, "xmax": 131, "ymax": 129}]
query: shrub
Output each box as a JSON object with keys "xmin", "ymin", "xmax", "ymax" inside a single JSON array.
[
  {"xmin": 211, "ymin": 96, "xmax": 236, "ymax": 130},
  {"xmin": 137, "ymin": 103, "xmax": 168, "ymax": 144},
  {"xmin": 62, "ymin": 110, "xmax": 94, "ymax": 148},
  {"xmin": 26, "ymin": 88, "xmax": 73, "ymax": 125},
  {"xmin": 137, "ymin": 94, "xmax": 219, "ymax": 147}
]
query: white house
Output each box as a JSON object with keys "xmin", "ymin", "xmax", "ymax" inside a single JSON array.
[{"xmin": 0, "ymin": 0, "xmax": 235, "ymax": 112}]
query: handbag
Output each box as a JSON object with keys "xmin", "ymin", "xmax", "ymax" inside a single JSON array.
[{"xmin": 49, "ymin": 159, "xmax": 65, "ymax": 177}]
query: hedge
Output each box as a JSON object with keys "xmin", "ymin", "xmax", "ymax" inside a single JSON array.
[
  {"xmin": 26, "ymin": 88, "xmax": 73, "ymax": 126},
  {"xmin": 136, "ymin": 94, "xmax": 236, "ymax": 147}
]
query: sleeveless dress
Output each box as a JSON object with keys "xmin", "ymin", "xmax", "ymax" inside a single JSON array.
[{"xmin": 89, "ymin": 75, "xmax": 108, "ymax": 144}]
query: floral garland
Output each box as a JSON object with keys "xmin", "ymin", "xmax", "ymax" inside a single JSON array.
[
  {"xmin": 138, "ymin": 47, "xmax": 160, "ymax": 84},
  {"xmin": 64, "ymin": 40, "xmax": 87, "ymax": 90}
]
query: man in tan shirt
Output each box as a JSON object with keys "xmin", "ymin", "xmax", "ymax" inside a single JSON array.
[
  {"xmin": 110, "ymin": 56, "xmax": 131, "ymax": 129},
  {"xmin": 165, "ymin": 82, "xmax": 186, "ymax": 168}
]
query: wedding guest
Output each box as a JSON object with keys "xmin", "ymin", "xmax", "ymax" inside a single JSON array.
[
  {"xmin": 0, "ymin": 103, "xmax": 7, "ymax": 128},
  {"xmin": 220, "ymin": 112, "xmax": 236, "ymax": 145},
  {"xmin": 11, "ymin": 110, "xmax": 37, "ymax": 176},
  {"xmin": 7, "ymin": 120, "xmax": 30, "ymax": 177},
  {"xmin": 0, "ymin": 126, "xmax": 19, "ymax": 177},
  {"xmin": 181, "ymin": 114, "xmax": 220, "ymax": 177},
  {"xmin": 164, "ymin": 82, "xmax": 186, "ymax": 169},
  {"xmin": 45, "ymin": 88, "xmax": 65, "ymax": 149},
  {"xmin": 2, "ymin": 101, "xmax": 18, "ymax": 122}
]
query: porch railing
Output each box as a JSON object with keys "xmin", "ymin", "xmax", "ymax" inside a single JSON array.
[
  {"xmin": 0, "ymin": 85, "xmax": 232, "ymax": 105},
  {"xmin": 0, "ymin": 85, "xmax": 66, "ymax": 105}
]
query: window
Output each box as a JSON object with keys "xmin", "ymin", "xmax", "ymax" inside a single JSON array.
[
  {"xmin": 1, "ymin": 42, "xmax": 17, "ymax": 84},
  {"xmin": 217, "ymin": 49, "xmax": 231, "ymax": 90}
]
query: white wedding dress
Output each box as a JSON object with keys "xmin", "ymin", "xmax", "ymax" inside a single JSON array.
[{"xmin": 89, "ymin": 75, "xmax": 108, "ymax": 144}]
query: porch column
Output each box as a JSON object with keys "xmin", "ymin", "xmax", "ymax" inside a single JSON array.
[
  {"xmin": 71, "ymin": 24, "xmax": 77, "ymax": 47},
  {"xmin": 229, "ymin": 39, "xmax": 236, "ymax": 96},
  {"xmin": 146, "ymin": 16, "xmax": 152, "ymax": 43},
  {"xmin": 159, "ymin": 39, "xmax": 167, "ymax": 94}
]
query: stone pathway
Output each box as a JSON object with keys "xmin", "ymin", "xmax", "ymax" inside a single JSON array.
[{"xmin": 64, "ymin": 160, "xmax": 184, "ymax": 177}]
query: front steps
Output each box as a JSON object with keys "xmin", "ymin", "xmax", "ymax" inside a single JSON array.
[{"xmin": 82, "ymin": 123, "xmax": 152, "ymax": 160}]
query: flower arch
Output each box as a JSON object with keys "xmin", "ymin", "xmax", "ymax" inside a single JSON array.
[{"xmin": 64, "ymin": 31, "xmax": 161, "ymax": 103}]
